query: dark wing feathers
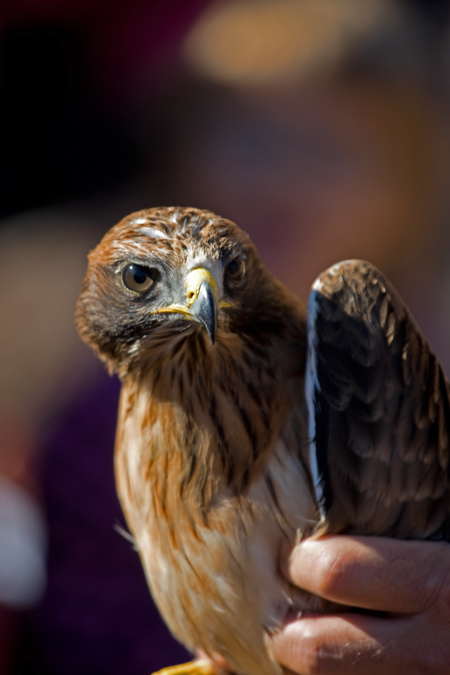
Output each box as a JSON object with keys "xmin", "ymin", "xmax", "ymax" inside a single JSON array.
[{"xmin": 307, "ymin": 260, "xmax": 450, "ymax": 540}]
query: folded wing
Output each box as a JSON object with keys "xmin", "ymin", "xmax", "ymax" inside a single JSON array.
[{"xmin": 306, "ymin": 260, "xmax": 450, "ymax": 540}]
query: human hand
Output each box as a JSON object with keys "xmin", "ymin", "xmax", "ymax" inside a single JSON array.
[{"xmin": 270, "ymin": 535, "xmax": 450, "ymax": 674}]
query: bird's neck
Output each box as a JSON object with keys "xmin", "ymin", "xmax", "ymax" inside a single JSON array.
[{"xmin": 120, "ymin": 318, "xmax": 306, "ymax": 494}]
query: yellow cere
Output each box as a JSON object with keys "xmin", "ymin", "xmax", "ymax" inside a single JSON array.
[
  {"xmin": 150, "ymin": 267, "xmax": 231, "ymax": 316},
  {"xmin": 185, "ymin": 268, "xmax": 218, "ymax": 306}
]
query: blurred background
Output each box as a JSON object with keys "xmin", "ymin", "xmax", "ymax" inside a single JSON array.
[{"xmin": 1, "ymin": 0, "xmax": 450, "ymax": 672}]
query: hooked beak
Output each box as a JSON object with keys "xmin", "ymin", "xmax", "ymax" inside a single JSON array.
[
  {"xmin": 188, "ymin": 275, "xmax": 218, "ymax": 344},
  {"xmin": 152, "ymin": 267, "xmax": 220, "ymax": 344}
]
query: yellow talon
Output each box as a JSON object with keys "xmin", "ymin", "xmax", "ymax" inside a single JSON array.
[{"xmin": 151, "ymin": 659, "xmax": 218, "ymax": 675}]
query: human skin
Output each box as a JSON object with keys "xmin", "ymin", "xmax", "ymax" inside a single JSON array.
[{"xmin": 270, "ymin": 535, "xmax": 450, "ymax": 674}]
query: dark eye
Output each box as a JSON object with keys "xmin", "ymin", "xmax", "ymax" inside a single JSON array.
[
  {"xmin": 225, "ymin": 256, "xmax": 246, "ymax": 283},
  {"xmin": 122, "ymin": 264, "xmax": 160, "ymax": 293}
]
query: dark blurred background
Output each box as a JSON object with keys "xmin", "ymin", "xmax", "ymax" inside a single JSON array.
[{"xmin": 1, "ymin": 0, "xmax": 450, "ymax": 673}]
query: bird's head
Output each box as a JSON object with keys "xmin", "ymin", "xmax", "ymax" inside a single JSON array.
[{"xmin": 76, "ymin": 207, "xmax": 295, "ymax": 380}]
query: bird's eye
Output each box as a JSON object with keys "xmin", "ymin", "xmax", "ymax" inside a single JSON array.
[
  {"xmin": 225, "ymin": 256, "xmax": 246, "ymax": 283},
  {"xmin": 122, "ymin": 264, "xmax": 160, "ymax": 293}
]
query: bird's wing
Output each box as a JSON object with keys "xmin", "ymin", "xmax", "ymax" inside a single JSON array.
[{"xmin": 306, "ymin": 260, "xmax": 450, "ymax": 540}]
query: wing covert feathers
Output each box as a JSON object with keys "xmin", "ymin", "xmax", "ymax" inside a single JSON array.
[{"xmin": 307, "ymin": 260, "xmax": 450, "ymax": 540}]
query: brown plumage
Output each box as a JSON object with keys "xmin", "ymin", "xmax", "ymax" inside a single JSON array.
[
  {"xmin": 306, "ymin": 260, "xmax": 450, "ymax": 540},
  {"xmin": 76, "ymin": 207, "xmax": 450, "ymax": 675}
]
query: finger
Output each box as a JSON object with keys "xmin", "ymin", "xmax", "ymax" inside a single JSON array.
[
  {"xmin": 270, "ymin": 611, "xmax": 430, "ymax": 675},
  {"xmin": 195, "ymin": 649, "xmax": 230, "ymax": 672},
  {"xmin": 287, "ymin": 535, "xmax": 447, "ymax": 614}
]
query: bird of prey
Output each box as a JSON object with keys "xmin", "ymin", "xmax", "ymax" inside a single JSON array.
[{"xmin": 76, "ymin": 207, "xmax": 450, "ymax": 675}]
